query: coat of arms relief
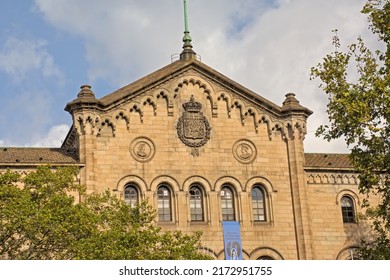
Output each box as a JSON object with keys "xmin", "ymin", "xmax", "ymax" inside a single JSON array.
[{"xmin": 177, "ymin": 95, "xmax": 211, "ymax": 156}]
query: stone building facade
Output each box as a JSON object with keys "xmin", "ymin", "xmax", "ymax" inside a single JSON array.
[{"xmin": 0, "ymin": 47, "xmax": 369, "ymax": 260}]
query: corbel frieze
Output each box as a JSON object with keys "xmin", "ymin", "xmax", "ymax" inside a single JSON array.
[{"xmin": 306, "ymin": 172, "xmax": 360, "ymax": 185}]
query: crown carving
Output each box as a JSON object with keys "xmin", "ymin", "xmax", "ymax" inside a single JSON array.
[{"xmin": 182, "ymin": 95, "xmax": 202, "ymax": 112}]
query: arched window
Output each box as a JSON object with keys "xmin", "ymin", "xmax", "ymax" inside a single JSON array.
[
  {"xmin": 189, "ymin": 185, "xmax": 204, "ymax": 221},
  {"xmin": 221, "ymin": 186, "xmax": 235, "ymax": 221},
  {"xmin": 257, "ymin": 256, "xmax": 274, "ymax": 260},
  {"xmin": 157, "ymin": 185, "xmax": 172, "ymax": 222},
  {"xmin": 341, "ymin": 196, "xmax": 355, "ymax": 223},
  {"xmin": 336, "ymin": 247, "xmax": 360, "ymax": 260},
  {"xmin": 252, "ymin": 186, "xmax": 266, "ymax": 221},
  {"xmin": 124, "ymin": 185, "xmax": 139, "ymax": 207}
]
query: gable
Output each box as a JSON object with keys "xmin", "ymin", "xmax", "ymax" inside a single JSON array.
[
  {"xmin": 65, "ymin": 59, "xmax": 312, "ymax": 142},
  {"xmin": 98, "ymin": 59, "xmax": 283, "ymax": 115}
]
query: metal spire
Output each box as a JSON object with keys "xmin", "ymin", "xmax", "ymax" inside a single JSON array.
[
  {"xmin": 183, "ymin": 0, "xmax": 192, "ymax": 46},
  {"xmin": 180, "ymin": 0, "xmax": 196, "ymax": 60}
]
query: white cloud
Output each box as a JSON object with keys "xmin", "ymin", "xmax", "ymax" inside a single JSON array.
[
  {"xmin": 0, "ymin": 34, "xmax": 68, "ymax": 147},
  {"xmin": 30, "ymin": 124, "xmax": 70, "ymax": 147},
  {"xmin": 35, "ymin": 0, "xmax": 180, "ymax": 84},
  {"xmin": 0, "ymin": 37, "xmax": 64, "ymax": 83},
  {"xmin": 33, "ymin": 0, "xmax": 378, "ymax": 153},
  {"xmin": 0, "ymin": 124, "xmax": 69, "ymax": 148}
]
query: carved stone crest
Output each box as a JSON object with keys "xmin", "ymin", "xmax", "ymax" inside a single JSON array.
[{"xmin": 177, "ymin": 95, "xmax": 211, "ymax": 156}]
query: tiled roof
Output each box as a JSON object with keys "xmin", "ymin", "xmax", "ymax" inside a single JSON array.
[
  {"xmin": 0, "ymin": 147, "xmax": 79, "ymax": 165},
  {"xmin": 304, "ymin": 153, "xmax": 353, "ymax": 169}
]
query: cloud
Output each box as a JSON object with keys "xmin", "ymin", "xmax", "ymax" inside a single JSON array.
[
  {"xmin": 30, "ymin": 124, "xmax": 70, "ymax": 147},
  {"xmin": 0, "ymin": 36, "xmax": 64, "ymax": 84},
  {"xmin": 0, "ymin": 32, "xmax": 69, "ymax": 148},
  {"xmin": 0, "ymin": 88, "xmax": 51, "ymax": 145},
  {"xmin": 33, "ymin": 0, "xmax": 376, "ymax": 153},
  {"xmin": 0, "ymin": 124, "xmax": 69, "ymax": 148},
  {"xmin": 34, "ymin": 0, "xmax": 269, "ymax": 85}
]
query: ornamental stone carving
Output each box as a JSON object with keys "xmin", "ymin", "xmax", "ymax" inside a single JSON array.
[
  {"xmin": 129, "ymin": 137, "xmax": 155, "ymax": 162},
  {"xmin": 233, "ymin": 139, "xmax": 257, "ymax": 164},
  {"xmin": 177, "ymin": 95, "xmax": 211, "ymax": 156}
]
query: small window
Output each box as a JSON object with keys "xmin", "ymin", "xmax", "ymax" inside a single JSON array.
[
  {"xmin": 252, "ymin": 186, "xmax": 266, "ymax": 221},
  {"xmin": 157, "ymin": 186, "xmax": 172, "ymax": 222},
  {"xmin": 341, "ymin": 196, "xmax": 355, "ymax": 223},
  {"xmin": 190, "ymin": 186, "xmax": 204, "ymax": 221},
  {"xmin": 124, "ymin": 185, "xmax": 139, "ymax": 207},
  {"xmin": 221, "ymin": 186, "xmax": 235, "ymax": 221}
]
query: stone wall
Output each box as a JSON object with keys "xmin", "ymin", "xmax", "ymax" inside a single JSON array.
[{"xmin": 71, "ymin": 71, "xmax": 312, "ymax": 259}]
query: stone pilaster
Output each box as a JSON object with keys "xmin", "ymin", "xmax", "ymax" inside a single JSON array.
[
  {"xmin": 282, "ymin": 93, "xmax": 313, "ymax": 259},
  {"xmin": 65, "ymin": 85, "xmax": 102, "ymax": 194}
]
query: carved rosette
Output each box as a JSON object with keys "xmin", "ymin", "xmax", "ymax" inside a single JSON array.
[
  {"xmin": 177, "ymin": 95, "xmax": 211, "ymax": 156},
  {"xmin": 233, "ymin": 139, "xmax": 257, "ymax": 164},
  {"xmin": 129, "ymin": 137, "xmax": 155, "ymax": 162}
]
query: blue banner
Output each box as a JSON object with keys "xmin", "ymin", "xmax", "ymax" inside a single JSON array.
[{"xmin": 222, "ymin": 221, "xmax": 243, "ymax": 260}]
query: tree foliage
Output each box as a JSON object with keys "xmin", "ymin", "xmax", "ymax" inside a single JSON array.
[
  {"xmin": 311, "ymin": 0, "xmax": 390, "ymax": 259},
  {"xmin": 0, "ymin": 166, "xmax": 211, "ymax": 260}
]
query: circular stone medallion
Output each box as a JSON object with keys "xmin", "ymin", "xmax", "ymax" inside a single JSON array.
[
  {"xmin": 233, "ymin": 139, "xmax": 257, "ymax": 164},
  {"xmin": 129, "ymin": 137, "xmax": 155, "ymax": 162}
]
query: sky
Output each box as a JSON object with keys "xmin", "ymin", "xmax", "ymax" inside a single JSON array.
[{"xmin": 0, "ymin": 0, "xmax": 382, "ymax": 153}]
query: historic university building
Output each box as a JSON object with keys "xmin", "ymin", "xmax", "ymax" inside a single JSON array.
[{"xmin": 0, "ymin": 17, "xmax": 372, "ymax": 260}]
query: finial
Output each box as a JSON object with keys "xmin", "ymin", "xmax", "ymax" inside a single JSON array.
[
  {"xmin": 77, "ymin": 84, "xmax": 95, "ymax": 98},
  {"xmin": 180, "ymin": 0, "xmax": 196, "ymax": 60},
  {"xmin": 281, "ymin": 92, "xmax": 313, "ymax": 117}
]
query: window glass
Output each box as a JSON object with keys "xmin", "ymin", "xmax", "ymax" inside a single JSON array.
[
  {"xmin": 124, "ymin": 185, "xmax": 138, "ymax": 207},
  {"xmin": 257, "ymin": 256, "xmax": 274, "ymax": 260},
  {"xmin": 158, "ymin": 186, "xmax": 172, "ymax": 222},
  {"xmin": 252, "ymin": 186, "xmax": 266, "ymax": 221},
  {"xmin": 341, "ymin": 196, "xmax": 355, "ymax": 223},
  {"xmin": 221, "ymin": 186, "xmax": 235, "ymax": 221},
  {"xmin": 190, "ymin": 186, "xmax": 204, "ymax": 221}
]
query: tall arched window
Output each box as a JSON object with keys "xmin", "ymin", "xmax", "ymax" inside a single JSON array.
[
  {"xmin": 157, "ymin": 185, "xmax": 172, "ymax": 222},
  {"xmin": 124, "ymin": 185, "xmax": 139, "ymax": 207},
  {"xmin": 252, "ymin": 186, "xmax": 266, "ymax": 221},
  {"xmin": 190, "ymin": 185, "xmax": 204, "ymax": 221},
  {"xmin": 221, "ymin": 186, "xmax": 235, "ymax": 221},
  {"xmin": 341, "ymin": 196, "xmax": 355, "ymax": 223}
]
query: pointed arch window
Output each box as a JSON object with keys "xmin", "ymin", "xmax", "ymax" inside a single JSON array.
[
  {"xmin": 190, "ymin": 185, "xmax": 204, "ymax": 221},
  {"xmin": 124, "ymin": 185, "xmax": 139, "ymax": 208},
  {"xmin": 252, "ymin": 186, "xmax": 266, "ymax": 221},
  {"xmin": 341, "ymin": 196, "xmax": 355, "ymax": 223},
  {"xmin": 221, "ymin": 186, "xmax": 235, "ymax": 221},
  {"xmin": 157, "ymin": 185, "xmax": 172, "ymax": 222}
]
